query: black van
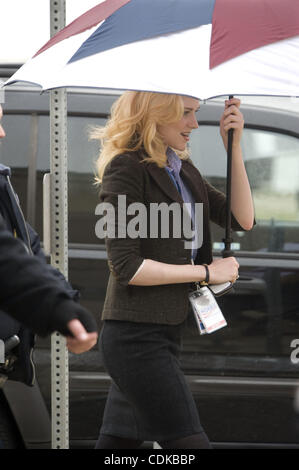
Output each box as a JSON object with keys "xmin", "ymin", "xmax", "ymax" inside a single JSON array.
[{"xmin": 1, "ymin": 67, "xmax": 299, "ymax": 449}]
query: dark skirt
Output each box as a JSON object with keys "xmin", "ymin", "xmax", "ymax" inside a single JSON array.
[{"xmin": 99, "ymin": 314, "xmax": 204, "ymax": 442}]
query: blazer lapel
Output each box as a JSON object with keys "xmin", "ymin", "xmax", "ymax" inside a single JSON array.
[
  {"xmin": 180, "ymin": 160, "xmax": 206, "ymax": 203},
  {"xmin": 139, "ymin": 151, "xmax": 205, "ymax": 205},
  {"xmin": 146, "ymin": 162, "xmax": 184, "ymax": 205}
]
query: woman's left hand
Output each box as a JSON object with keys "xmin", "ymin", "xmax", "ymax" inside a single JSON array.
[{"xmin": 220, "ymin": 98, "xmax": 244, "ymax": 151}]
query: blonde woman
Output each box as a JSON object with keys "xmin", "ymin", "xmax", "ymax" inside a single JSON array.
[{"xmin": 93, "ymin": 92, "xmax": 254, "ymax": 449}]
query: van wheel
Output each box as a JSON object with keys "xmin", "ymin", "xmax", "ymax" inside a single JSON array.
[{"xmin": 0, "ymin": 390, "xmax": 24, "ymax": 449}]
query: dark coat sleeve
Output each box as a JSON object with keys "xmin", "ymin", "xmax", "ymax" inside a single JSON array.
[{"xmin": 0, "ymin": 216, "xmax": 96, "ymax": 337}]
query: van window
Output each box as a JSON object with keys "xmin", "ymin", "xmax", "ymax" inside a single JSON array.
[
  {"xmin": 190, "ymin": 125, "xmax": 299, "ymax": 254},
  {"xmin": 68, "ymin": 115, "xmax": 106, "ymax": 244},
  {"xmin": 36, "ymin": 115, "xmax": 106, "ymax": 244},
  {"xmin": 0, "ymin": 114, "xmax": 31, "ymax": 168}
]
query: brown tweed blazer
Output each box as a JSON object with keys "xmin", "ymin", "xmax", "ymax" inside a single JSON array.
[{"xmin": 99, "ymin": 150, "xmax": 243, "ymax": 325}]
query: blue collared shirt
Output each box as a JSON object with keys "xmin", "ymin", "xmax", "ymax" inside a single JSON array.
[{"xmin": 165, "ymin": 148, "xmax": 197, "ymax": 260}]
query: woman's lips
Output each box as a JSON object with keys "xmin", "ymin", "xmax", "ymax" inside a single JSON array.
[{"xmin": 181, "ymin": 133, "xmax": 190, "ymax": 142}]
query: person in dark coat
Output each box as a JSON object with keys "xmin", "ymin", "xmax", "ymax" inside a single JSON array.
[
  {"xmin": 0, "ymin": 101, "xmax": 97, "ymax": 451},
  {"xmin": 0, "ymin": 216, "xmax": 98, "ymax": 449},
  {"xmin": 0, "ymin": 104, "xmax": 98, "ymax": 362}
]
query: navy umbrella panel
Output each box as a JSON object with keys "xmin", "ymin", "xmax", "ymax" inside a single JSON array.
[
  {"xmin": 34, "ymin": 0, "xmax": 215, "ymax": 65},
  {"xmin": 66, "ymin": 0, "xmax": 215, "ymax": 64}
]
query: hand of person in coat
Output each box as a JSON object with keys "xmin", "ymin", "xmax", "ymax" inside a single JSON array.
[{"xmin": 66, "ymin": 319, "xmax": 98, "ymax": 354}]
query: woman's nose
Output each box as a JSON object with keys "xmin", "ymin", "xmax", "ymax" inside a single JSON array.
[{"xmin": 189, "ymin": 113, "xmax": 199, "ymax": 129}]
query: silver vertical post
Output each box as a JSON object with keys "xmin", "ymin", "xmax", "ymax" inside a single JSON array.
[{"xmin": 49, "ymin": 0, "xmax": 69, "ymax": 450}]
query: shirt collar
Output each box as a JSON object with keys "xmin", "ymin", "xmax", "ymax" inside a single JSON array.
[{"xmin": 166, "ymin": 147, "xmax": 182, "ymax": 175}]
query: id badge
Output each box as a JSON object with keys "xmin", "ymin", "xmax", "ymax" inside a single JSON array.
[{"xmin": 189, "ymin": 287, "xmax": 227, "ymax": 335}]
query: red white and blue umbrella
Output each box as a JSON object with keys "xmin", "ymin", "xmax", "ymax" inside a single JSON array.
[
  {"xmin": 3, "ymin": 0, "xmax": 299, "ymax": 257},
  {"xmin": 4, "ymin": 0, "xmax": 299, "ymax": 99}
]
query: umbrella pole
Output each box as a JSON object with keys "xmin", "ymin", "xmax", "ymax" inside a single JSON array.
[{"xmin": 222, "ymin": 95, "xmax": 234, "ymax": 258}]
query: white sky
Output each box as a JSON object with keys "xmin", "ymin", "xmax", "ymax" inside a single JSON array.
[{"xmin": 0, "ymin": 0, "xmax": 103, "ymax": 63}]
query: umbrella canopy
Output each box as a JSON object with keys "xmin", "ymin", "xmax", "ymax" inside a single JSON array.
[
  {"xmin": 3, "ymin": 0, "xmax": 299, "ymax": 257},
  {"xmin": 4, "ymin": 0, "xmax": 299, "ymax": 99}
]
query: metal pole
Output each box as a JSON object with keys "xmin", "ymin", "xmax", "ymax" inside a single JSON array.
[{"xmin": 49, "ymin": 0, "xmax": 69, "ymax": 450}]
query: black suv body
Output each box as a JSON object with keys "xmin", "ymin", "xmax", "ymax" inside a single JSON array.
[{"xmin": 1, "ymin": 72, "xmax": 299, "ymax": 449}]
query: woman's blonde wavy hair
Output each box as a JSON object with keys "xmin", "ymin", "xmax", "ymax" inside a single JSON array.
[{"xmin": 91, "ymin": 91, "xmax": 189, "ymax": 183}]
